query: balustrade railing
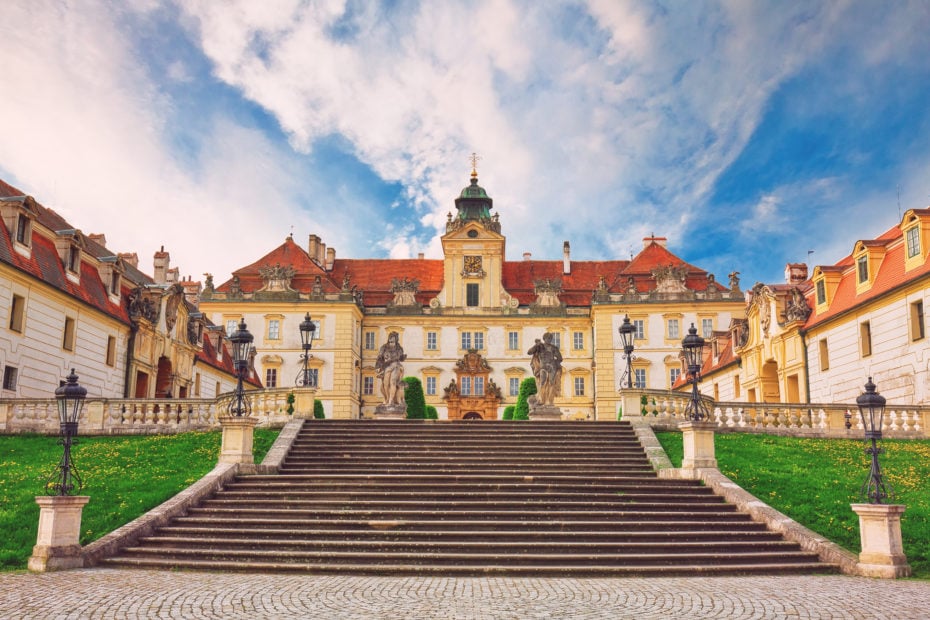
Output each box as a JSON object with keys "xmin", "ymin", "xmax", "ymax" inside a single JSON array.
[
  {"xmin": 0, "ymin": 387, "xmax": 312, "ymax": 435},
  {"xmin": 624, "ymin": 389, "xmax": 928, "ymax": 438}
]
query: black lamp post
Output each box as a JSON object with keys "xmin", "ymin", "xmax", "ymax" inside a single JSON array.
[
  {"xmin": 297, "ymin": 312, "xmax": 316, "ymax": 387},
  {"xmin": 857, "ymin": 377, "xmax": 893, "ymax": 504},
  {"xmin": 681, "ymin": 323, "xmax": 709, "ymax": 422},
  {"xmin": 618, "ymin": 315, "xmax": 636, "ymax": 389},
  {"xmin": 228, "ymin": 319, "xmax": 254, "ymax": 417},
  {"xmin": 47, "ymin": 369, "xmax": 87, "ymax": 495}
]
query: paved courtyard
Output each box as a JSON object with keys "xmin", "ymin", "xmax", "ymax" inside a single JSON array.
[{"xmin": 0, "ymin": 570, "xmax": 927, "ymax": 619}]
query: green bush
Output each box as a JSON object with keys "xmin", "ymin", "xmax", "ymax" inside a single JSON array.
[
  {"xmin": 425, "ymin": 405, "xmax": 438, "ymax": 420},
  {"xmin": 514, "ymin": 378, "xmax": 537, "ymax": 420},
  {"xmin": 286, "ymin": 392, "xmax": 295, "ymax": 415},
  {"xmin": 403, "ymin": 376, "xmax": 426, "ymax": 419},
  {"xmin": 313, "ymin": 399, "xmax": 325, "ymax": 419},
  {"xmin": 502, "ymin": 405, "xmax": 515, "ymax": 420},
  {"xmin": 617, "ymin": 405, "xmax": 622, "ymax": 421}
]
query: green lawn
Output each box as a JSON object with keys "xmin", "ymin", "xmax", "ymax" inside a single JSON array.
[
  {"xmin": 0, "ymin": 429, "xmax": 279, "ymax": 570},
  {"xmin": 656, "ymin": 431, "xmax": 930, "ymax": 579}
]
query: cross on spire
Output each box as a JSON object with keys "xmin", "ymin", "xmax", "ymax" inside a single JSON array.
[{"xmin": 469, "ymin": 152, "xmax": 481, "ymax": 179}]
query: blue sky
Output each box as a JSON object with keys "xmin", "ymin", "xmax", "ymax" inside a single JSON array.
[{"xmin": 1, "ymin": 0, "xmax": 929, "ymax": 288}]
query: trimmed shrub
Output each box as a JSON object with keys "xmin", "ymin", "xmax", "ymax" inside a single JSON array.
[
  {"xmin": 425, "ymin": 405, "xmax": 438, "ymax": 420},
  {"xmin": 286, "ymin": 392, "xmax": 295, "ymax": 415},
  {"xmin": 313, "ymin": 399, "xmax": 325, "ymax": 419},
  {"xmin": 403, "ymin": 376, "xmax": 427, "ymax": 419},
  {"xmin": 502, "ymin": 405, "xmax": 515, "ymax": 420},
  {"xmin": 514, "ymin": 377, "xmax": 537, "ymax": 420}
]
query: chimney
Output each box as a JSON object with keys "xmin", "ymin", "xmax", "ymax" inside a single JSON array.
[
  {"xmin": 308, "ymin": 235, "xmax": 321, "ymax": 266},
  {"xmin": 319, "ymin": 242, "xmax": 326, "ymax": 266},
  {"xmin": 785, "ymin": 263, "xmax": 809, "ymax": 285},
  {"xmin": 523, "ymin": 252, "xmax": 532, "ymax": 261},
  {"xmin": 166, "ymin": 267, "xmax": 179, "ymax": 285},
  {"xmin": 643, "ymin": 236, "xmax": 668, "ymax": 249},
  {"xmin": 181, "ymin": 277, "xmax": 202, "ymax": 307},
  {"xmin": 118, "ymin": 252, "xmax": 138, "ymax": 268},
  {"xmin": 153, "ymin": 246, "xmax": 170, "ymax": 284},
  {"xmin": 562, "ymin": 241, "xmax": 571, "ymax": 275},
  {"xmin": 88, "ymin": 233, "xmax": 107, "ymax": 247},
  {"xmin": 418, "ymin": 253, "xmax": 424, "ymax": 260},
  {"xmin": 325, "ymin": 246, "xmax": 336, "ymax": 271}
]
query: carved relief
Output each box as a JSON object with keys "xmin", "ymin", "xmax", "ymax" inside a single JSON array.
[
  {"xmin": 456, "ymin": 349, "xmax": 492, "ymax": 373},
  {"xmin": 258, "ymin": 263, "xmax": 297, "ymax": 292},
  {"xmin": 784, "ymin": 286, "xmax": 812, "ymax": 322},
  {"xmin": 128, "ymin": 286, "xmax": 159, "ymax": 323},
  {"xmin": 652, "ymin": 265, "xmax": 690, "ymax": 294},
  {"xmin": 390, "ymin": 277, "xmax": 420, "ymax": 307},
  {"xmin": 750, "ymin": 282, "xmax": 773, "ymax": 337},
  {"xmin": 532, "ymin": 278, "xmax": 562, "ymax": 307},
  {"xmin": 164, "ymin": 283, "xmax": 184, "ymax": 334}
]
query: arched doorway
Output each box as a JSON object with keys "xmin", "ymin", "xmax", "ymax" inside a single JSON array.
[
  {"xmin": 462, "ymin": 411, "xmax": 483, "ymax": 420},
  {"xmin": 155, "ymin": 356, "xmax": 173, "ymax": 398},
  {"xmin": 761, "ymin": 360, "xmax": 781, "ymax": 402}
]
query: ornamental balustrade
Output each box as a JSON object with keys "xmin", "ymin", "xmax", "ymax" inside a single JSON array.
[
  {"xmin": 623, "ymin": 389, "xmax": 928, "ymax": 438},
  {"xmin": 0, "ymin": 387, "xmax": 312, "ymax": 435}
]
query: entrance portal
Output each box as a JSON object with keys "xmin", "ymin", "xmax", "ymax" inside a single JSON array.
[{"xmin": 462, "ymin": 412, "xmax": 483, "ymax": 420}]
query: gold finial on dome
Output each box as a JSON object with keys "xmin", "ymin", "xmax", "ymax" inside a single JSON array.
[{"xmin": 469, "ymin": 152, "xmax": 481, "ymax": 179}]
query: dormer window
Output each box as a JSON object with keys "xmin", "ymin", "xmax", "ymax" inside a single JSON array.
[
  {"xmin": 110, "ymin": 271, "xmax": 120, "ymax": 296},
  {"xmin": 906, "ymin": 226, "xmax": 921, "ymax": 259},
  {"xmin": 856, "ymin": 255, "xmax": 868, "ymax": 284},
  {"xmin": 15, "ymin": 213, "xmax": 30, "ymax": 245}
]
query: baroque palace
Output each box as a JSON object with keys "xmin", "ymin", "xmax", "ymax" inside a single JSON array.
[{"xmin": 4, "ymin": 167, "xmax": 929, "ymax": 418}]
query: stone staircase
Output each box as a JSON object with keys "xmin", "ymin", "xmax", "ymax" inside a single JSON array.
[{"xmin": 102, "ymin": 420, "xmax": 836, "ymax": 575}]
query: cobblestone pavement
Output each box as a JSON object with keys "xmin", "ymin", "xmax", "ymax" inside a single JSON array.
[{"xmin": 1, "ymin": 570, "xmax": 928, "ymax": 619}]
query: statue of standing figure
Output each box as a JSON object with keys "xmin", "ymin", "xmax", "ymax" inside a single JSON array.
[
  {"xmin": 528, "ymin": 332, "xmax": 563, "ymax": 407},
  {"xmin": 375, "ymin": 331, "xmax": 407, "ymax": 406}
]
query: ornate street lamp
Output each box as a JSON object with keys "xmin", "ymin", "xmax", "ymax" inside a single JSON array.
[
  {"xmin": 47, "ymin": 369, "xmax": 87, "ymax": 495},
  {"xmin": 681, "ymin": 323, "xmax": 709, "ymax": 422},
  {"xmin": 228, "ymin": 319, "xmax": 254, "ymax": 417},
  {"xmin": 297, "ymin": 312, "xmax": 316, "ymax": 387},
  {"xmin": 618, "ymin": 315, "xmax": 636, "ymax": 389},
  {"xmin": 856, "ymin": 377, "xmax": 893, "ymax": 504}
]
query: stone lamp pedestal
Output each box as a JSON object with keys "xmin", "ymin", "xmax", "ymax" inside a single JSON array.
[
  {"xmin": 28, "ymin": 495, "xmax": 90, "ymax": 572},
  {"xmin": 851, "ymin": 503, "xmax": 911, "ymax": 578},
  {"xmin": 219, "ymin": 415, "xmax": 259, "ymax": 464},
  {"xmin": 374, "ymin": 403, "xmax": 407, "ymax": 419},
  {"xmin": 679, "ymin": 421, "xmax": 717, "ymax": 476}
]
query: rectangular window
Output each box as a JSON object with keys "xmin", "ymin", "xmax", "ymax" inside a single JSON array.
[
  {"xmin": 67, "ymin": 246, "xmax": 80, "ymax": 273},
  {"xmin": 857, "ymin": 256, "xmax": 868, "ymax": 284},
  {"xmin": 106, "ymin": 335, "xmax": 116, "ymax": 366},
  {"xmin": 461, "ymin": 332, "xmax": 472, "ymax": 350},
  {"xmin": 549, "ymin": 332, "xmax": 561, "ymax": 349},
  {"xmin": 816, "ymin": 280, "xmax": 826, "ymax": 305},
  {"xmin": 461, "ymin": 376, "xmax": 472, "ymax": 396},
  {"xmin": 474, "ymin": 332, "xmax": 484, "ymax": 350},
  {"xmin": 633, "ymin": 319, "xmax": 644, "ymax": 340},
  {"xmin": 667, "ymin": 318, "xmax": 679, "ymax": 339},
  {"xmin": 15, "ymin": 214, "xmax": 29, "ymax": 245},
  {"xmin": 306, "ymin": 368, "xmax": 318, "ymax": 388},
  {"xmin": 466, "ymin": 283, "xmax": 479, "ymax": 307},
  {"xmin": 364, "ymin": 331, "xmax": 376, "ymax": 350},
  {"xmin": 573, "ymin": 331, "xmax": 584, "ymax": 350},
  {"xmin": 2, "ymin": 366, "xmax": 17, "ymax": 391},
  {"xmin": 574, "ymin": 377, "xmax": 585, "ymax": 396},
  {"xmin": 669, "ymin": 368, "xmax": 681, "ymax": 386},
  {"xmin": 9, "ymin": 294, "xmax": 25, "ymax": 333},
  {"xmin": 911, "ymin": 300, "xmax": 925, "ymax": 341},
  {"xmin": 860, "ymin": 321, "xmax": 872, "ymax": 357},
  {"xmin": 508, "ymin": 331, "xmax": 519, "ymax": 350},
  {"xmin": 226, "ymin": 319, "xmax": 238, "ymax": 337},
  {"xmin": 701, "ymin": 318, "xmax": 713, "ymax": 339},
  {"xmin": 906, "ymin": 226, "xmax": 921, "ymax": 258},
  {"xmin": 426, "ymin": 331, "xmax": 438, "ymax": 350},
  {"xmin": 363, "ymin": 376, "xmax": 374, "ymax": 395},
  {"xmin": 633, "ymin": 369, "xmax": 646, "ymax": 389},
  {"xmin": 426, "ymin": 376, "xmax": 436, "ymax": 396},
  {"xmin": 62, "ymin": 317, "xmax": 76, "ymax": 351},
  {"xmin": 509, "ymin": 377, "xmax": 520, "ymax": 396},
  {"xmin": 265, "ymin": 368, "xmax": 277, "ymax": 388},
  {"xmin": 110, "ymin": 271, "xmax": 120, "ymax": 296},
  {"xmin": 267, "ymin": 319, "xmax": 280, "ymax": 340},
  {"xmin": 475, "ymin": 377, "xmax": 485, "ymax": 396},
  {"xmin": 819, "ymin": 339, "xmax": 830, "ymax": 371}
]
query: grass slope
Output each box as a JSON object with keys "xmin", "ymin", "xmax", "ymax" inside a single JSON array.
[
  {"xmin": 656, "ymin": 431, "xmax": 930, "ymax": 579},
  {"xmin": 0, "ymin": 429, "xmax": 279, "ymax": 570}
]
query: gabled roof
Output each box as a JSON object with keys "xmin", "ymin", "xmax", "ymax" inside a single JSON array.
[{"xmin": 502, "ymin": 260, "xmax": 628, "ymax": 306}]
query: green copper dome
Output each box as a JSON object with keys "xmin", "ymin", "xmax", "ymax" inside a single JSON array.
[
  {"xmin": 460, "ymin": 177, "xmax": 489, "ymax": 199},
  {"xmin": 454, "ymin": 174, "xmax": 494, "ymax": 221}
]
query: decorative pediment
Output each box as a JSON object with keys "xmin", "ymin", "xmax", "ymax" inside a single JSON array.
[
  {"xmin": 164, "ymin": 283, "xmax": 185, "ymax": 335},
  {"xmin": 652, "ymin": 264, "xmax": 689, "ymax": 294},
  {"xmin": 128, "ymin": 286, "xmax": 161, "ymax": 324},
  {"xmin": 533, "ymin": 278, "xmax": 562, "ymax": 307},
  {"xmin": 390, "ymin": 276, "xmax": 420, "ymax": 306},
  {"xmin": 784, "ymin": 286, "xmax": 812, "ymax": 323},
  {"xmin": 456, "ymin": 349, "xmax": 492, "ymax": 373},
  {"xmin": 258, "ymin": 263, "xmax": 297, "ymax": 292},
  {"xmin": 750, "ymin": 282, "xmax": 774, "ymax": 337}
]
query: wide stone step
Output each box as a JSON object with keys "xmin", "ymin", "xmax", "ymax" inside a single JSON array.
[
  {"xmin": 223, "ymin": 480, "xmax": 710, "ymax": 493},
  {"xmin": 198, "ymin": 498, "xmax": 731, "ymax": 512},
  {"xmin": 100, "ymin": 555, "xmax": 834, "ymax": 577},
  {"xmin": 275, "ymin": 467, "xmax": 658, "ymax": 476},
  {"xmin": 214, "ymin": 490, "xmax": 724, "ymax": 503},
  {"xmin": 184, "ymin": 507, "xmax": 744, "ymax": 521}
]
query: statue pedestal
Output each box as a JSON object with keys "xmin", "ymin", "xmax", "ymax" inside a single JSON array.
[
  {"xmin": 680, "ymin": 421, "xmax": 717, "ymax": 476},
  {"xmin": 529, "ymin": 404, "xmax": 563, "ymax": 420},
  {"xmin": 851, "ymin": 503, "xmax": 911, "ymax": 578},
  {"xmin": 374, "ymin": 403, "xmax": 407, "ymax": 419},
  {"xmin": 218, "ymin": 415, "xmax": 258, "ymax": 464},
  {"xmin": 28, "ymin": 495, "xmax": 90, "ymax": 572}
]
